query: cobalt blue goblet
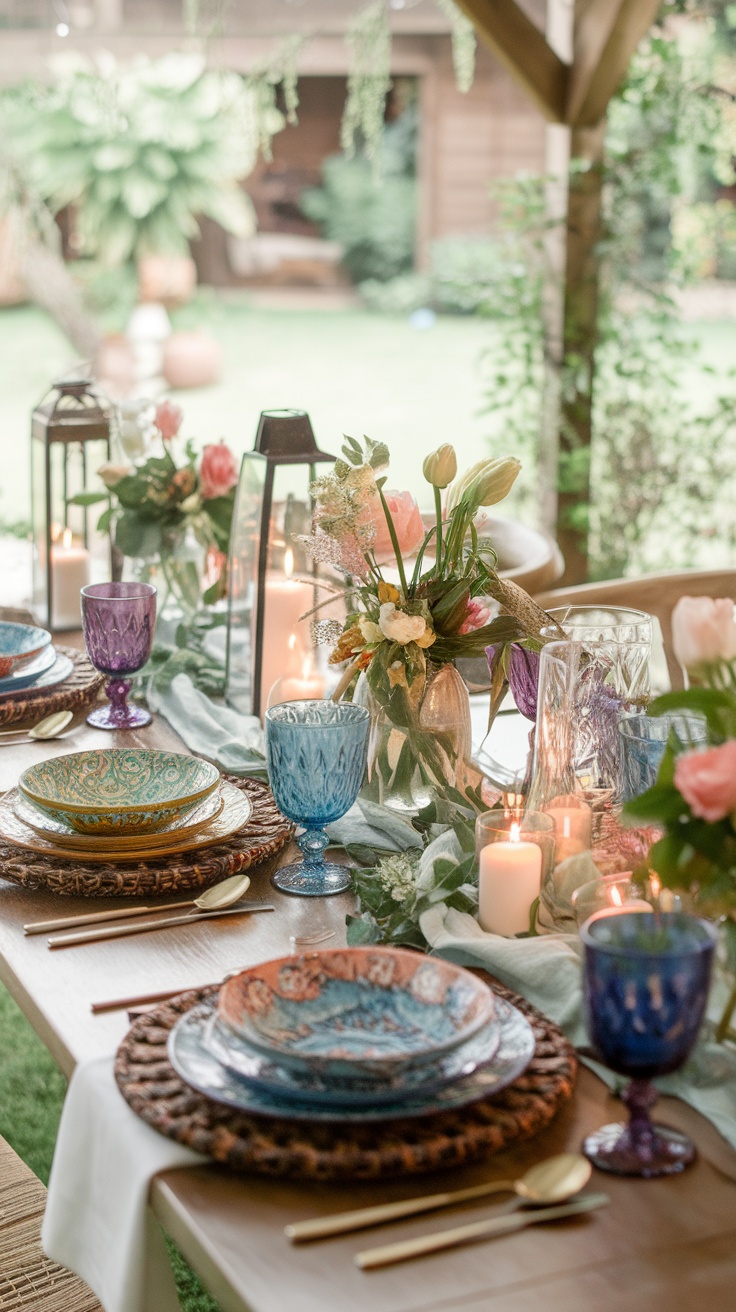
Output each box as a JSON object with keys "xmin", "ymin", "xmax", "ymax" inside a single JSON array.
[
  {"xmin": 581, "ymin": 911, "xmax": 716, "ymax": 1177},
  {"xmin": 265, "ymin": 699, "xmax": 369, "ymax": 897}
]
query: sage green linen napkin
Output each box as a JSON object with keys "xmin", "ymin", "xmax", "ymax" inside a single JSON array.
[
  {"xmin": 421, "ymin": 902, "xmax": 736, "ymax": 1152},
  {"xmin": 147, "ymin": 672, "xmax": 267, "ymax": 776}
]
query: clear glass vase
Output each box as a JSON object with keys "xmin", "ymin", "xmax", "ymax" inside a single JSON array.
[
  {"xmin": 357, "ymin": 662, "xmax": 472, "ymax": 815},
  {"xmin": 127, "ymin": 526, "xmax": 206, "ymax": 641},
  {"xmin": 528, "ymin": 631, "xmax": 652, "ymax": 831}
]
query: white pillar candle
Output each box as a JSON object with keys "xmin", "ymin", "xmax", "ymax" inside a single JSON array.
[
  {"xmin": 546, "ymin": 806, "xmax": 593, "ymax": 863},
  {"xmin": 478, "ymin": 823, "xmax": 543, "ymax": 937},
  {"xmin": 267, "ymin": 655, "xmax": 326, "ymax": 708},
  {"xmin": 260, "ymin": 549, "xmax": 314, "ymax": 710},
  {"xmin": 50, "ymin": 529, "xmax": 90, "ymax": 630}
]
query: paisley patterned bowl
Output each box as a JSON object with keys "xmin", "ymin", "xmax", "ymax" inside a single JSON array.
[
  {"xmin": 0, "ymin": 622, "xmax": 52, "ymax": 678},
  {"xmin": 18, "ymin": 749, "xmax": 220, "ymax": 836},
  {"xmin": 216, "ymin": 947, "xmax": 496, "ymax": 1080}
]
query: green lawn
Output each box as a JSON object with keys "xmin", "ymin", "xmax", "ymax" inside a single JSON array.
[
  {"xmin": 0, "ymin": 982, "xmax": 222, "ymax": 1311},
  {"xmin": 0, "ymin": 294, "xmax": 498, "ymax": 527}
]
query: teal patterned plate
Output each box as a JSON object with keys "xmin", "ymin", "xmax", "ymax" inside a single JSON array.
[
  {"xmin": 19, "ymin": 748, "xmax": 220, "ymax": 835},
  {"xmin": 217, "ymin": 948, "xmax": 496, "ymax": 1080},
  {"xmin": 168, "ymin": 995, "xmax": 534, "ymax": 1122}
]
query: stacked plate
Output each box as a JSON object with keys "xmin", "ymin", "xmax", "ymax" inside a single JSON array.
[
  {"xmin": 167, "ymin": 946, "xmax": 537, "ymax": 1122},
  {"xmin": 0, "ymin": 748, "xmax": 252, "ymax": 862},
  {"xmin": 0, "ymin": 622, "xmax": 74, "ymax": 701}
]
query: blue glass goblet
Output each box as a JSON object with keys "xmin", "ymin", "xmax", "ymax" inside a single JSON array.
[
  {"xmin": 581, "ymin": 911, "xmax": 716, "ymax": 1177},
  {"xmin": 265, "ymin": 700, "xmax": 369, "ymax": 897}
]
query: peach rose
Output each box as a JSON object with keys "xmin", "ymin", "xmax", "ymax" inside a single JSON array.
[
  {"xmin": 674, "ymin": 740, "xmax": 736, "ymax": 822},
  {"xmin": 368, "ymin": 490, "xmax": 425, "ymax": 562},
  {"xmin": 154, "ymin": 399, "xmax": 183, "ymax": 443},
  {"xmin": 199, "ymin": 442, "xmax": 239, "ymax": 500},
  {"xmin": 672, "ymin": 596, "xmax": 736, "ymax": 672}
]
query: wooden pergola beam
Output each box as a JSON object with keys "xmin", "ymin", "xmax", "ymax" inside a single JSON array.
[
  {"xmin": 453, "ymin": 0, "xmax": 569, "ymax": 123},
  {"xmin": 567, "ymin": 0, "xmax": 663, "ymax": 126}
]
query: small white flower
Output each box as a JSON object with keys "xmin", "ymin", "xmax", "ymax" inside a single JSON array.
[
  {"xmin": 378, "ymin": 602, "xmax": 427, "ymax": 646},
  {"xmin": 358, "ymin": 616, "xmax": 384, "ymax": 645}
]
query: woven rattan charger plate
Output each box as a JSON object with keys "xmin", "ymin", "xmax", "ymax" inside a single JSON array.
[
  {"xmin": 0, "ymin": 777, "xmax": 293, "ymax": 898},
  {"xmin": 115, "ymin": 972, "xmax": 577, "ymax": 1183},
  {"xmin": 0, "ymin": 647, "xmax": 104, "ymax": 728}
]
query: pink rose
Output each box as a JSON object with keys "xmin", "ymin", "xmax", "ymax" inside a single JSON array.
[
  {"xmin": 154, "ymin": 399, "xmax": 183, "ymax": 443},
  {"xmin": 674, "ymin": 740, "xmax": 736, "ymax": 822},
  {"xmin": 367, "ymin": 490, "xmax": 425, "ymax": 563},
  {"xmin": 671, "ymin": 596, "xmax": 736, "ymax": 672},
  {"xmin": 199, "ymin": 442, "xmax": 239, "ymax": 500}
]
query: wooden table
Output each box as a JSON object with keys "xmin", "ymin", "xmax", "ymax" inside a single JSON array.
[{"xmin": 1, "ymin": 712, "xmax": 736, "ymax": 1312}]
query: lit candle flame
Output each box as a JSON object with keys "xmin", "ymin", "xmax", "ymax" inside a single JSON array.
[
  {"xmin": 288, "ymin": 633, "xmax": 297, "ymax": 652},
  {"xmin": 650, "ymin": 873, "xmax": 661, "ymax": 899},
  {"xmin": 284, "ymin": 547, "xmax": 294, "ymax": 578},
  {"xmin": 61, "ymin": 527, "xmax": 72, "ymax": 549},
  {"xmin": 610, "ymin": 884, "xmax": 623, "ymax": 907},
  {"xmin": 510, "ymin": 821, "xmax": 521, "ymax": 844}
]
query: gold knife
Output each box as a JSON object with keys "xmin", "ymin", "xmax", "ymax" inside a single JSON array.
[
  {"xmin": 47, "ymin": 903, "xmax": 275, "ymax": 949},
  {"xmin": 355, "ymin": 1193, "xmax": 609, "ymax": 1269}
]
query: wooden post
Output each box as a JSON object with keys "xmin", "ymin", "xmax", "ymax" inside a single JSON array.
[{"xmin": 556, "ymin": 119, "xmax": 606, "ymax": 584}]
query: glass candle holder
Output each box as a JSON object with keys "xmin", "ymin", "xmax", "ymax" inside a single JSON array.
[
  {"xmin": 475, "ymin": 811, "xmax": 555, "ymax": 936},
  {"xmin": 619, "ymin": 711, "xmax": 708, "ymax": 802},
  {"xmin": 543, "ymin": 793, "xmax": 593, "ymax": 865},
  {"xmin": 581, "ymin": 910, "xmax": 716, "ymax": 1176},
  {"xmin": 571, "ymin": 874, "xmax": 651, "ymax": 927}
]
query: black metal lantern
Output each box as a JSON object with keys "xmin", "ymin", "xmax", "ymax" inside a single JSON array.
[
  {"xmin": 31, "ymin": 378, "xmax": 113, "ymax": 631},
  {"xmin": 225, "ymin": 409, "xmax": 335, "ymax": 718}
]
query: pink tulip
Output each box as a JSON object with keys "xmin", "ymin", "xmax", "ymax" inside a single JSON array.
[
  {"xmin": 674, "ymin": 740, "xmax": 736, "ymax": 822},
  {"xmin": 458, "ymin": 598, "xmax": 492, "ymax": 635},
  {"xmin": 199, "ymin": 442, "xmax": 239, "ymax": 500},
  {"xmin": 154, "ymin": 399, "xmax": 183, "ymax": 443},
  {"xmin": 367, "ymin": 490, "xmax": 425, "ymax": 562}
]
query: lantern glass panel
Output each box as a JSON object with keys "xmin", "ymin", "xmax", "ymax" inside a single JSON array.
[
  {"xmin": 226, "ymin": 408, "xmax": 343, "ymax": 718},
  {"xmin": 31, "ymin": 381, "xmax": 112, "ymax": 631}
]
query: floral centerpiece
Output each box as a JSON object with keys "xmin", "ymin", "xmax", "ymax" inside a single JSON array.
[
  {"xmin": 624, "ymin": 596, "xmax": 736, "ymax": 1039},
  {"xmin": 308, "ymin": 435, "xmax": 554, "ymax": 814},
  {"xmin": 81, "ymin": 400, "xmax": 240, "ymax": 619}
]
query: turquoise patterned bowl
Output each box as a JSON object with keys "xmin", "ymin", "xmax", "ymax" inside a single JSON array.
[
  {"xmin": 0, "ymin": 622, "xmax": 52, "ymax": 679},
  {"xmin": 18, "ymin": 749, "xmax": 220, "ymax": 836},
  {"xmin": 217, "ymin": 947, "xmax": 496, "ymax": 1081}
]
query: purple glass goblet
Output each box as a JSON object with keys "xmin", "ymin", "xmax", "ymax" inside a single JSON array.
[
  {"xmin": 81, "ymin": 582, "xmax": 156, "ymax": 730},
  {"xmin": 581, "ymin": 910, "xmax": 716, "ymax": 1177}
]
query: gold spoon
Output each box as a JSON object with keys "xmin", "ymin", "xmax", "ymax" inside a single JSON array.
[
  {"xmin": 24, "ymin": 873, "xmax": 252, "ymax": 936},
  {"xmin": 286, "ymin": 1153, "xmax": 592, "ymax": 1243},
  {"xmin": 0, "ymin": 711, "xmax": 73, "ymax": 742}
]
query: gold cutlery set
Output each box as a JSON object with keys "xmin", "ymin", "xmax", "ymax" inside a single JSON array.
[{"xmin": 285, "ymin": 1153, "xmax": 607, "ymax": 1269}]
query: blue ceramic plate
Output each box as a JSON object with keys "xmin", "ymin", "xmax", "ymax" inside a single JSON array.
[
  {"xmin": 0, "ymin": 644, "xmax": 56, "ymax": 692},
  {"xmin": 203, "ymin": 1011, "xmax": 502, "ymax": 1107},
  {"xmin": 168, "ymin": 995, "xmax": 535, "ymax": 1123},
  {"xmin": 0, "ymin": 622, "xmax": 52, "ymax": 678},
  {"xmin": 216, "ymin": 947, "xmax": 495, "ymax": 1080},
  {"xmin": 0, "ymin": 652, "xmax": 73, "ymax": 703}
]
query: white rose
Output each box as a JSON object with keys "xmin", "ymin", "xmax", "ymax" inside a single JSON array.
[
  {"xmin": 378, "ymin": 602, "xmax": 427, "ymax": 646},
  {"xmin": 358, "ymin": 616, "xmax": 383, "ymax": 645},
  {"xmin": 672, "ymin": 596, "xmax": 736, "ymax": 670}
]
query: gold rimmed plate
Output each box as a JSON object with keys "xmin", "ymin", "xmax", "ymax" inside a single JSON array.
[
  {"xmin": 15, "ymin": 788, "xmax": 225, "ymax": 852},
  {"xmin": 0, "ymin": 782, "xmax": 251, "ymax": 863}
]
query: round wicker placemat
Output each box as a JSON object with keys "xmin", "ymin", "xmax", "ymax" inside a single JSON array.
[
  {"xmin": 0, "ymin": 647, "xmax": 105, "ymax": 727},
  {"xmin": 0, "ymin": 777, "xmax": 293, "ymax": 898},
  {"xmin": 114, "ymin": 973, "xmax": 577, "ymax": 1182}
]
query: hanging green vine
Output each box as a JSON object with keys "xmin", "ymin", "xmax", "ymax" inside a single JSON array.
[
  {"xmin": 436, "ymin": 0, "xmax": 477, "ymax": 94},
  {"xmin": 341, "ymin": 2, "xmax": 393, "ymax": 165}
]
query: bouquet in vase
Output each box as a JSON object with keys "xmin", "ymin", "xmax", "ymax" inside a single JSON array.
[{"xmin": 308, "ymin": 435, "xmax": 554, "ymax": 814}]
